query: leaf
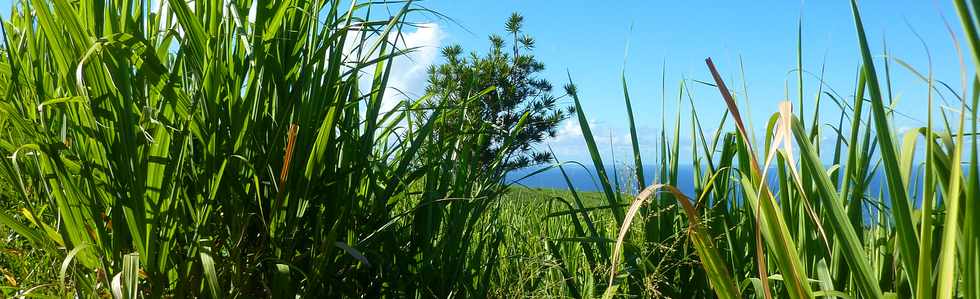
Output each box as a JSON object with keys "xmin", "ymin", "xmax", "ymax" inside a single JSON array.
[
  {"xmin": 113, "ymin": 253, "xmax": 140, "ymax": 299},
  {"xmin": 200, "ymin": 250, "xmax": 220, "ymax": 298},
  {"xmin": 609, "ymin": 184, "xmax": 740, "ymax": 299},
  {"xmin": 850, "ymin": 0, "xmax": 919, "ymax": 287},
  {"xmin": 59, "ymin": 244, "xmax": 93, "ymax": 293},
  {"xmin": 791, "ymin": 110, "xmax": 884, "ymax": 298}
]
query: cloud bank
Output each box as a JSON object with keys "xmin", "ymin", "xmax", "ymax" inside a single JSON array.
[{"xmin": 383, "ymin": 23, "xmax": 443, "ymax": 112}]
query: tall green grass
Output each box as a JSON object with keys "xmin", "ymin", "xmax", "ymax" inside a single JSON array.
[
  {"xmin": 533, "ymin": 1, "xmax": 980, "ymax": 298},
  {"xmin": 0, "ymin": 0, "xmax": 534, "ymax": 297}
]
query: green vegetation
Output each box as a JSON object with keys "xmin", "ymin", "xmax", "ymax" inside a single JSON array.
[
  {"xmin": 0, "ymin": 0, "xmax": 979, "ymax": 298},
  {"xmin": 425, "ymin": 12, "xmax": 570, "ymax": 172}
]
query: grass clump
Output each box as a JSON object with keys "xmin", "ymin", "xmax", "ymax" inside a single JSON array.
[{"xmin": 0, "ymin": 0, "xmax": 527, "ymax": 297}]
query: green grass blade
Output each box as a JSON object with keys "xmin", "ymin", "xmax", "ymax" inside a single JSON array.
[
  {"xmin": 566, "ymin": 74, "xmax": 625, "ymax": 223},
  {"xmin": 622, "ymin": 72, "xmax": 646, "ymax": 189},
  {"xmin": 707, "ymin": 57, "xmax": 812, "ymax": 299},
  {"xmin": 791, "ymin": 113, "xmax": 883, "ymax": 299},
  {"xmin": 609, "ymin": 184, "xmax": 740, "ymax": 299},
  {"xmin": 850, "ymin": 0, "xmax": 919, "ymax": 286}
]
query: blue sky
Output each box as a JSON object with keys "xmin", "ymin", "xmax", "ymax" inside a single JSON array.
[
  {"xmin": 0, "ymin": 1, "xmax": 965, "ymax": 163},
  {"xmin": 393, "ymin": 0, "xmax": 966, "ymax": 163}
]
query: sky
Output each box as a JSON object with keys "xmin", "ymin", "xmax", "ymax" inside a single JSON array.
[
  {"xmin": 386, "ymin": 0, "xmax": 967, "ymax": 164},
  {"xmin": 0, "ymin": 0, "xmax": 966, "ymax": 164}
]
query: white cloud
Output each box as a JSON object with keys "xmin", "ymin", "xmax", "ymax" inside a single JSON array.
[
  {"xmin": 345, "ymin": 23, "xmax": 443, "ymax": 114},
  {"xmin": 547, "ymin": 118, "xmax": 660, "ymax": 163},
  {"xmin": 545, "ymin": 116, "xmax": 710, "ymax": 167},
  {"xmin": 552, "ymin": 119, "xmax": 584, "ymax": 143},
  {"xmin": 382, "ymin": 23, "xmax": 443, "ymax": 112}
]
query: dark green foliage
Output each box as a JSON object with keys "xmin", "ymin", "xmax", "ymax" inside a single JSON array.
[
  {"xmin": 0, "ymin": 0, "xmax": 525, "ymax": 297},
  {"xmin": 425, "ymin": 13, "xmax": 571, "ymax": 173}
]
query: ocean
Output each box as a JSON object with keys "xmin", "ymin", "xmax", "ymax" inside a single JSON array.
[{"xmin": 507, "ymin": 163, "xmax": 890, "ymax": 199}]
